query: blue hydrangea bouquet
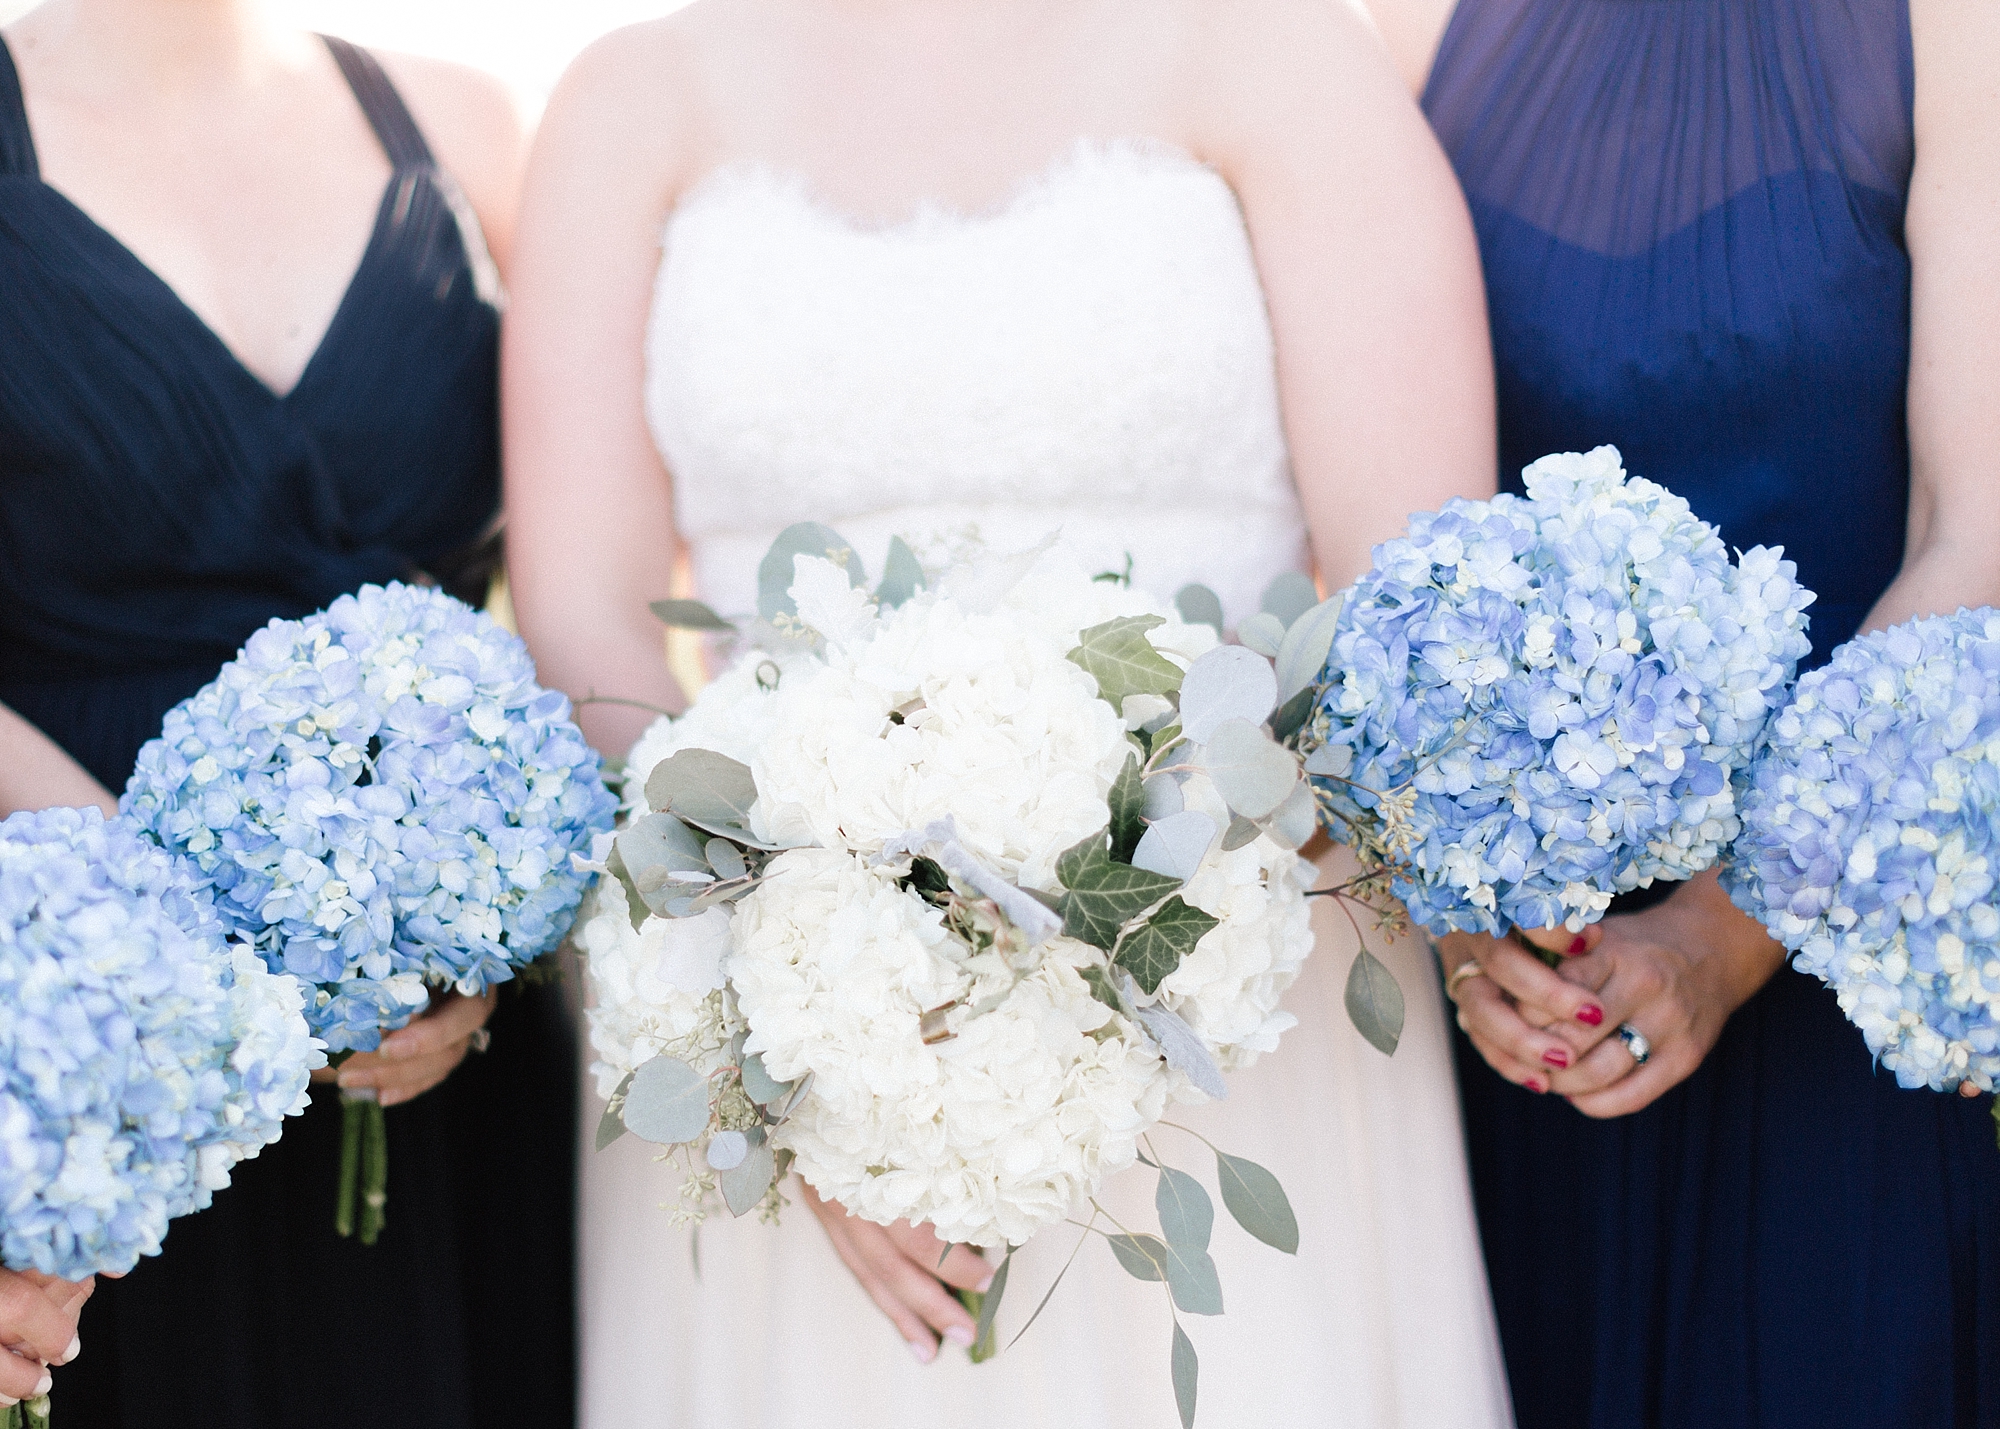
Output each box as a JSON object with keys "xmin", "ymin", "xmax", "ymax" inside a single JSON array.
[
  {"xmin": 0, "ymin": 807, "xmax": 323, "ymax": 1429},
  {"xmin": 1304, "ymin": 447, "xmax": 1814, "ymax": 942},
  {"xmin": 1726, "ymin": 608, "xmax": 2000, "ymax": 1133},
  {"xmin": 123, "ymin": 583, "xmax": 618, "ymax": 1243}
]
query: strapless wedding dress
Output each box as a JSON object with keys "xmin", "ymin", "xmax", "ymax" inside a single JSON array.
[{"xmin": 579, "ymin": 140, "xmax": 1513, "ymax": 1429}]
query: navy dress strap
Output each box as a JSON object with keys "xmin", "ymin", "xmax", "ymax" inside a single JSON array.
[
  {"xmin": 0, "ymin": 38, "xmax": 39, "ymax": 178},
  {"xmin": 319, "ymin": 33, "xmax": 434, "ymax": 172}
]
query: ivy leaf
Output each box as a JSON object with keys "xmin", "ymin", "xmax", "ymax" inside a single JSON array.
[
  {"xmin": 1114, "ymin": 896, "xmax": 1221, "ymax": 995},
  {"xmin": 1215, "ymin": 1152, "xmax": 1299, "ymax": 1254},
  {"xmin": 1344, "ymin": 947, "xmax": 1406, "ymax": 1056},
  {"xmin": 1260, "ymin": 571, "xmax": 1319, "ymax": 627},
  {"xmin": 620, "ymin": 1055, "xmax": 711, "ymax": 1144},
  {"xmin": 1174, "ymin": 583, "xmax": 1224, "ymax": 636},
  {"xmin": 757, "ymin": 521, "xmax": 863, "ymax": 621},
  {"xmin": 1055, "ymin": 834, "xmax": 1181, "ymax": 949},
  {"xmin": 877, "ymin": 535, "xmax": 926, "ymax": 609},
  {"xmin": 719, "ymin": 1134, "xmax": 775, "ymax": 1217},
  {"xmin": 595, "ymin": 1072, "xmax": 634, "ymax": 1152},
  {"xmin": 1172, "ymin": 1323, "xmax": 1199, "ymax": 1429},
  {"xmin": 1108, "ymin": 754, "xmax": 1147, "ymax": 863},
  {"xmin": 1156, "ymin": 1166, "xmax": 1214, "ymax": 1252},
  {"xmin": 1107, "ymin": 1232, "xmax": 1168, "ymax": 1282},
  {"xmin": 1163, "ymin": 1242, "xmax": 1224, "ymax": 1316},
  {"xmin": 648, "ymin": 598, "xmax": 736, "ymax": 633},
  {"xmin": 1079, "ymin": 962, "xmax": 1126, "ymax": 1018},
  {"xmin": 1067, "ymin": 615, "xmax": 1184, "ymax": 714}
]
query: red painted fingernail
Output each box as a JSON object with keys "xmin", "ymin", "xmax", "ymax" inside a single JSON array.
[
  {"xmin": 1567, "ymin": 934, "xmax": 1589, "ymax": 957},
  {"xmin": 1541, "ymin": 1046, "xmax": 1570, "ymax": 1069},
  {"xmin": 1524, "ymin": 1077, "xmax": 1547, "ymax": 1094},
  {"xmin": 1576, "ymin": 1004, "xmax": 1604, "ymax": 1027}
]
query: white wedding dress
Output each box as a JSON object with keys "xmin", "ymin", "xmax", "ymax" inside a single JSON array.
[{"xmin": 579, "ymin": 140, "xmax": 1513, "ymax": 1429}]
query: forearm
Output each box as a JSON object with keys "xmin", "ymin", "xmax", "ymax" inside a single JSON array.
[
  {"xmin": 0, "ymin": 703, "xmax": 118, "ymax": 819},
  {"xmin": 515, "ymin": 605, "xmax": 683, "ymax": 756},
  {"xmin": 1860, "ymin": 528, "xmax": 2000, "ymax": 636}
]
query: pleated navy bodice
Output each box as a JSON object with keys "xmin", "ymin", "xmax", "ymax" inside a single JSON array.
[
  {"xmin": 0, "ymin": 34, "xmax": 500, "ymax": 790},
  {"xmin": 1425, "ymin": 3, "xmax": 2000, "ymax": 1426}
]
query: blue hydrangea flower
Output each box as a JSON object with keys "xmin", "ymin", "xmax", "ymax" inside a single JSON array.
[
  {"xmin": 124, "ymin": 583, "xmax": 619, "ymax": 1052},
  {"xmin": 1308, "ymin": 447, "xmax": 1814, "ymax": 935},
  {"xmin": 0, "ymin": 807, "xmax": 322, "ymax": 1277},
  {"xmin": 1725, "ymin": 609, "xmax": 2000, "ymax": 1093}
]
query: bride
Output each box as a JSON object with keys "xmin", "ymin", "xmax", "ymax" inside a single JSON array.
[{"xmin": 504, "ymin": 0, "xmax": 1510, "ymax": 1423}]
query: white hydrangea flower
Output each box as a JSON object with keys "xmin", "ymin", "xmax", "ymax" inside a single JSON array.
[{"xmin": 579, "ymin": 882, "xmax": 744, "ymax": 1101}]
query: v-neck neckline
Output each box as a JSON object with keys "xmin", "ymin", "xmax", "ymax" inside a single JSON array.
[{"xmin": 0, "ymin": 34, "xmax": 406, "ymax": 405}]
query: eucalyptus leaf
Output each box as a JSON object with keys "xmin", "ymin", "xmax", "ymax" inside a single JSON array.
[
  {"xmin": 740, "ymin": 1052, "xmax": 792, "ymax": 1110},
  {"xmin": 1131, "ymin": 811, "xmax": 1217, "ymax": 883},
  {"xmin": 1344, "ymin": 947, "xmax": 1406, "ymax": 1056},
  {"xmin": 620, "ymin": 1055, "xmax": 711, "ymax": 1144},
  {"xmin": 719, "ymin": 1138, "xmax": 775, "ymax": 1217},
  {"xmin": 648, "ymin": 598, "xmax": 736, "ymax": 633},
  {"xmin": 1274, "ymin": 593, "xmax": 1345, "ymax": 702},
  {"xmin": 1258, "ymin": 781, "xmax": 1317, "ymax": 852},
  {"xmin": 1173, "ymin": 583, "xmax": 1225, "ymax": 636},
  {"xmin": 1156, "ymin": 1167, "xmax": 1215, "ymax": 1252},
  {"xmin": 1220, "ymin": 815, "xmax": 1262, "ymax": 852},
  {"xmin": 705, "ymin": 1129, "xmax": 749, "ymax": 1171},
  {"xmin": 1178, "ymin": 645, "xmax": 1279, "ymax": 746},
  {"xmin": 1215, "ymin": 1152, "xmax": 1300, "ymax": 1254},
  {"xmin": 1067, "ymin": 615, "xmax": 1185, "ymax": 714},
  {"xmin": 1108, "ymin": 755, "xmax": 1147, "ymax": 863},
  {"xmin": 877, "ymin": 535, "xmax": 926, "ymax": 609},
  {"xmin": 1236, "ymin": 612, "xmax": 1286, "ymax": 658},
  {"xmin": 646, "ymin": 749, "xmax": 759, "ymax": 831},
  {"xmin": 1302, "ymin": 742, "xmax": 1354, "ymax": 778},
  {"xmin": 676, "ymin": 812, "xmax": 786, "ymax": 852},
  {"xmin": 1260, "ymin": 571, "xmax": 1319, "ymax": 628},
  {"xmin": 595, "ymin": 1071, "xmax": 634, "ymax": 1152},
  {"xmin": 1055, "ymin": 835, "xmax": 1182, "ymax": 950},
  {"xmin": 1142, "ymin": 772, "xmax": 1186, "ymax": 821},
  {"xmin": 1172, "ymin": 1323, "xmax": 1199, "ymax": 1429},
  {"xmin": 1199, "ymin": 719, "xmax": 1300, "ymax": 820},
  {"xmin": 616, "ymin": 813, "xmax": 712, "ymax": 886},
  {"xmin": 704, "ymin": 839, "xmax": 748, "ymax": 882},
  {"xmin": 1163, "ymin": 1242, "xmax": 1224, "ymax": 1316},
  {"xmin": 1131, "ymin": 999, "xmax": 1229, "ymax": 1100},
  {"xmin": 1269, "ymin": 684, "xmax": 1317, "ymax": 742},
  {"xmin": 1115, "ymin": 896, "xmax": 1221, "ymax": 995},
  {"xmin": 758, "ymin": 521, "xmax": 862, "ymax": 622},
  {"xmin": 1107, "ymin": 1232, "xmax": 1168, "ymax": 1282}
]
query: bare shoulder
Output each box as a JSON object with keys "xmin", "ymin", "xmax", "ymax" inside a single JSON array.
[{"xmin": 371, "ymin": 50, "xmax": 531, "ymax": 241}]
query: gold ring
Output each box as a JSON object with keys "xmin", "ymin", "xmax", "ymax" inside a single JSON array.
[{"xmin": 1446, "ymin": 962, "xmax": 1487, "ymax": 1000}]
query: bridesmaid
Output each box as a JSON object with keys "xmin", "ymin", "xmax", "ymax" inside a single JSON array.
[
  {"xmin": 1363, "ymin": 0, "xmax": 2000, "ymax": 1424},
  {"xmin": 0, "ymin": 2, "xmax": 578, "ymax": 1424}
]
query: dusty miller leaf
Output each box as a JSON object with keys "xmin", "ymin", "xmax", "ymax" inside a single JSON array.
[
  {"xmin": 1172, "ymin": 1323, "xmax": 1199, "ymax": 1429},
  {"xmin": 620, "ymin": 1055, "xmax": 711, "ymax": 1144},
  {"xmin": 648, "ymin": 598, "xmax": 736, "ymax": 633},
  {"xmin": 1344, "ymin": 947, "xmax": 1406, "ymax": 1056},
  {"xmin": 1178, "ymin": 645, "xmax": 1279, "ymax": 746},
  {"xmin": 1174, "ymin": 583, "xmax": 1225, "ymax": 635},
  {"xmin": 595, "ymin": 1071, "xmax": 634, "ymax": 1152},
  {"xmin": 758, "ymin": 521, "xmax": 862, "ymax": 622},
  {"xmin": 1163, "ymin": 1242, "xmax": 1224, "ymax": 1316},
  {"xmin": 1199, "ymin": 718, "xmax": 1300, "ymax": 820},
  {"xmin": 1215, "ymin": 1152, "xmax": 1299, "ymax": 1254},
  {"xmin": 1156, "ymin": 1166, "xmax": 1215, "ymax": 1252},
  {"xmin": 1055, "ymin": 835, "xmax": 1181, "ymax": 950},
  {"xmin": 1108, "ymin": 1232, "xmax": 1168, "ymax": 1282},
  {"xmin": 1260, "ymin": 571, "xmax": 1319, "ymax": 627},
  {"xmin": 1108, "ymin": 754, "xmax": 1147, "ymax": 863},
  {"xmin": 1131, "ymin": 999, "xmax": 1228, "ymax": 1101},
  {"xmin": 877, "ymin": 535, "xmax": 926, "ymax": 609},
  {"xmin": 1067, "ymin": 615, "xmax": 1184, "ymax": 714},
  {"xmin": 1114, "ymin": 896, "xmax": 1221, "ymax": 995}
]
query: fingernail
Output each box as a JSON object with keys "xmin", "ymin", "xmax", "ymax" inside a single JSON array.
[
  {"xmin": 60, "ymin": 1336, "xmax": 78, "ymax": 1365},
  {"xmin": 1567, "ymin": 934, "xmax": 1589, "ymax": 957},
  {"xmin": 907, "ymin": 1339, "xmax": 936, "ymax": 1365},
  {"xmin": 33, "ymin": 1371, "xmax": 51, "ymax": 1396},
  {"xmin": 0, "ymin": 1394, "xmax": 16, "ymax": 1407},
  {"xmin": 974, "ymin": 1274, "xmax": 994, "ymax": 1294},
  {"xmin": 1542, "ymin": 1046, "xmax": 1570, "ymax": 1069},
  {"xmin": 944, "ymin": 1325, "xmax": 976, "ymax": 1348},
  {"xmin": 1524, "ymin": 1077, "xmax": 1547, "ymax": 1094},
  {"xmin": 336, "ymin": 1072, "xmax": 366, "ymax": 1090},
  {"xmin": 1576, "ymin": 1004, "xmax": 1604, "ymax": 1027}
]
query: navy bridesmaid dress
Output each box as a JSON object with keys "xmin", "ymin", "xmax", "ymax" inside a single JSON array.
[
  {"xmin": 0, "ymin": 36, "xmax": 576, "ymax": 1428},
  {"xmin": 1424, "ymin": 1, "xmax": 2000, "ymax": 1425}
]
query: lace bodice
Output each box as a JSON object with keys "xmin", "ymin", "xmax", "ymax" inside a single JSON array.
[{"xmin": 644, "ymin": 140, "xmax": 1307, "ymax": 621}]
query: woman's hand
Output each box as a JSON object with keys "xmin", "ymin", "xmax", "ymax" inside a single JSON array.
[
  {"xmin": 316, "ymin": 990, "xmax": 497, "ymax": 1108},
  {"xmin": 0, "ymin": 1269, "xmax": 89, "ymax": 1406},
  {"xmin": 798, "ymin": 1182, "xmax": 992, "ymax": 1364},
  {"xmin": 1444, "ymin": 871, "xmax": 1789, "ymax": 1116}
]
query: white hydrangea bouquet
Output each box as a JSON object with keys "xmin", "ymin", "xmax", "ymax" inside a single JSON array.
[{"xmin": 585, "ymin": 525, "xmax": 1343, "ymax": 1418}]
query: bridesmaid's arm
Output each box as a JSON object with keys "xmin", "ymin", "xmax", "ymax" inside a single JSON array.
[
  {"xmin": 1866, "ymin": 0, "xmax": 2000, "ymax": 632},
  {"xmin": 1201, "ymin": 0, "xmax": 1497, "ymax": 588},
  {"xmin": 0, "ymin": 703, "xmax": 117, "ymax": 820},
  {"xmin": 501, "ymin": 26, "xmax": 698, "ymax": 755}
]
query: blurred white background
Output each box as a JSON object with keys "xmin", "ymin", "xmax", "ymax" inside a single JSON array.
[{"xmin": 0, "ymin": 0, "xmax": 686, "ymax": 99}]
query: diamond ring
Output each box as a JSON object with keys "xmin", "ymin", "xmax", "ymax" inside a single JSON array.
[
  {"xmin": 1616, "ymin": 1023, "xmax": 1650, "ymax": 1066},
  {"xmin": 468, "ymin": 1027, "xmax": 493, "ymax": 1055}
]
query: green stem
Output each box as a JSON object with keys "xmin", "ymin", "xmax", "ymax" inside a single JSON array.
[
  {"xmin": 359, "ymin": 1095, "xmax": 389, "ymax": 1246},
  {"xmin": 335, "ymin": 1092, "xmax": 363, "ymax": 1239},
  {"xmin": 950, "ymin": 1287, "xmax": 997, "ymax": 1363},
  {"xmin": 26, "ymin": 1393, "xmax": 48, "ymax": 1429}
]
